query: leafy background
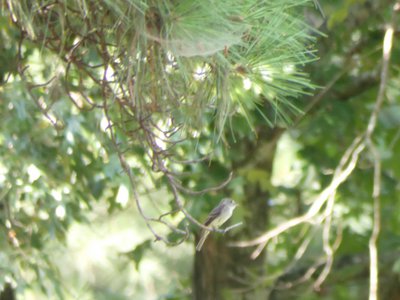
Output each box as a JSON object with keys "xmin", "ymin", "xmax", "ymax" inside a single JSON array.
[{"xmin": 1, "ymin": 0, "xmax": 400, "ymax": 299}]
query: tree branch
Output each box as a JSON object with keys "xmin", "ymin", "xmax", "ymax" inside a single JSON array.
[{"xmin": 366, "ymin": 3, "xmax": 397, "ymax": 298}]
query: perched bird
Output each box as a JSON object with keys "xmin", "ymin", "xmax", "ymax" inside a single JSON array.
[{"xmin": 196, "ymin": 198, "xmax": 237, "ymax": 251}]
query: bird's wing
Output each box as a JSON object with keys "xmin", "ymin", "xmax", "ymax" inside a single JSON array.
[{"xmin": 203, "ymin": 204, "xmax": 222, "ymax": 226}]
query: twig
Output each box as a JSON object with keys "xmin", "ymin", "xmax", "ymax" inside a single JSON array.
[
  {"xmin": 365, "ymin": 5, "xmax": 396, "ymax": 298},
  {"xmin": 313, "ymin": 192, "xmax": 335, "ymax": 291},
  {"xmin": 275, "ymin": 258, "xmax": 326, "ymax": 290},
  {"xmin": 223, "ymin": 222, "xmax": 243, "ymax": 233},
  {"xmin": 172, "ymin": 172, "xmax": 233, "ymax": 195},
  {"xmin": 367, "ymin": 141, "xmax": 381, "ymax": 300},
  {"xmin": 232, "ymin": 137, "xmax": 364, "ymax": 259},
  {"xmin": 166, "ymin": 172, "xmax": 241, "ymax": 234}
]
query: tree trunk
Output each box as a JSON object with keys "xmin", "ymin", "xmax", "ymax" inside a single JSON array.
[
  {"xmin": 193, "ymin": 129, "xmax": 281, "ymax": 299},
  {"xmin": 0, "ymin": 283, "xmax": 15, "ymax": 300}
]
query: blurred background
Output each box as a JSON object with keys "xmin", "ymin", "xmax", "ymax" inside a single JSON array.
[{"xmin": 1, "ymin": 0, "xmax": 400, "ymax": 299}]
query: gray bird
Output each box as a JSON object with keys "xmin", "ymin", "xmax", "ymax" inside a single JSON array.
[{"xmin": 196, "ymin": 198, "xmax": 237, "ymax": 251}]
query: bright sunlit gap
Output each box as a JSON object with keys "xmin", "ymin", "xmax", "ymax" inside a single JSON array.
[
  {"xmin": 27, "ymin": 164, "xmax": 41, "ymax": 183},
  {"xmin": 243, "ymin": 77, "xmax": 252, "ymax": 90},
  {"xmin": 193, "ymin": 65, "xmax": 210, "ymax": 81},
  {"xmin": 116, "ymin": 184, "xmax": 129, "ymax": 207},
  {"xmin": 257, "ymin": 65, "xmax": 274, "ymax": 83}
]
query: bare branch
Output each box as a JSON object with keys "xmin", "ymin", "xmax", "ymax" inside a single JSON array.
[
  {"xmin": 232, "ymin": 137, "xmax": 364, "ymax": 258},
  {"xmin": 223, "ymin": 222, "xmax": 243, "ymax": 233},
  {"xmin": 365, "ymin": 7, "xmax": 396, "ymax": 298},
  {"xmin": 166, "ymin": 172, "xmax": 241, "ymax": 234},
  {"xmin": 172, "ymin": 172, "xmax": 233, "ymax": 195}
]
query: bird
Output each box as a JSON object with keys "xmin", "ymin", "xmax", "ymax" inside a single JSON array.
[{"xmin": 196, "ymin": 198, "xmax": 237, "ymax": 251}]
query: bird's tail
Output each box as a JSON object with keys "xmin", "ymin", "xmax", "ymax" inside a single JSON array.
[{"xmin": 196, "ymin": 230, "xmax": 210, "ymax": 251}]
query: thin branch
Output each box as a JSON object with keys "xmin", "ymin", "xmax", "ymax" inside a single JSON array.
[
  {"xmin": 232, "ymin": 137, "xmax": 365, "ymax": 259},
  {"xmin": 365, "ymin": 5, "xmax": 396, "ymax": 298},
  {"xmin": 313, "ymin": 192, "xmax": 335, "ymax": 291},
  {"xmin": 223, "ymin": 222, "xmax": 243, "ymax": 233},
  {"xmin": 313, "ymin": 196, "xmax": 343, "ymax": 290},
  {"xmin": 171, "ymin": 172, "xmax": 233, "ymax": 195},
  {"xmin": 101, "ymin": 71, "xmax": 181, "ymax": 244},
  {"xmin": 166, "ymin": 172, "xmax": 241, "ymax": 234},
  {"xmin": 169, "ymin": 154, "xmax": 212, "ymax": 165},
  {"xmin": 15, "ymin": 34, "xmax": 62, "ymax": 130},
  {"xmin": 367, "ymin": 141, "xmax": 381, "ymax": 300},
  {"xmin": 275, "ymin": 258, "xmax": 326, "ymax": 290}
]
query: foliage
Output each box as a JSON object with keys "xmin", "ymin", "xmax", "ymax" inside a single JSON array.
[
  {"xmin": 254, "ymin": 1, "xmax": 400, "ymax": 299},
  {"xmin": 1, "ymin": 0, "xmax": 400, "ymax": 299},
  {"xmin": 1, "ymin": 0, "xmax": 318, "ymax": 297}
]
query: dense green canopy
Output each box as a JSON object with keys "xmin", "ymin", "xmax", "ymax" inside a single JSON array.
[{"xmin": 1, "ymin": 0, "xmax": 400, "ymax": 299}]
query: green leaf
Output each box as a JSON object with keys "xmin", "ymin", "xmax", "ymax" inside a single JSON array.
[{"xmin": 122, "ymin": 240, "xmax": 152, "ymax": 270}]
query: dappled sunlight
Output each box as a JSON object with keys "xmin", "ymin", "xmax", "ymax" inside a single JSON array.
[
  {"xmin": 54, "ymin": 204, "xmax": 193, "ymax": 299},
  {"xmin": 2, "ymin": 0, "xmax": 400, "ymax": 299}
]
